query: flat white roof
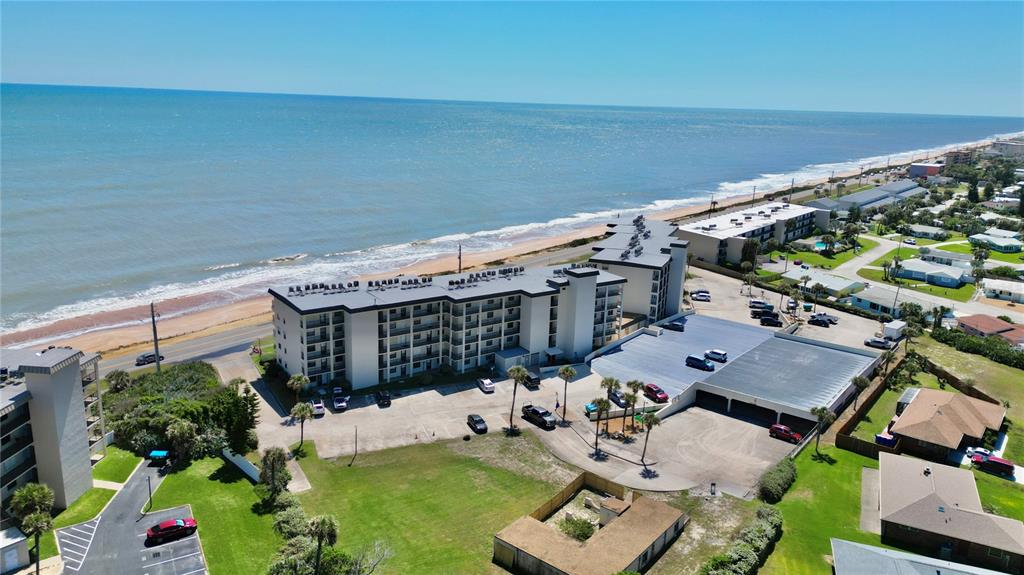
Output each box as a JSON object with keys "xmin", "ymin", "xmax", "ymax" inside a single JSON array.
[
  {"xmin": 983, "ymin": 278, "xmax": 1024, "ymax": 294},
  {"xmin": 677, "ymin": 202, "xmax": 823, "ymax": 240}
]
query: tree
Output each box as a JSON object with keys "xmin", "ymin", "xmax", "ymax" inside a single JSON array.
[
  {"xmin": 11, "ymin": 483, "xmax": 54, "ymax": 575},
  {"xmin": 904, "ymin": 323, "xmax": 923, "ymax": 352},
  {"xmin": 972, "ymin": 265, "xmax": 986, "ymax": 284},
  {"xmin": 765, "ymin": 239, "xmax": 780, "ymax": 257},
  {"xmin": 851, "ymin": 376, "xmax": 870, "ymax": 409},
  {"xmin": 821, "ymin": 234, "xmax": 837, "ymax": 255},
  {"xmin": 810, "ymin": 407, "xmax": 835, "ymax": 454},
  {"xmin": 22, "ymin": 512, "xmax": 52, "ymax": 575},
  {"xmin": 600, "ymin": 376, "xmax": 621, "ymax": 406},
  {"xmin": 506, "ymin": 366, "xmax": 528, "ymax": 435},
  {"xmin": 625, "ymin": 380, "xmax": 644, "ymax": 431},
  {"xmin": 639, "ymin": 412, "xmax": 661, "ymax": 469},
  {"xmin": 848, "ymin": 204, "xmax": 862, "ymax": 223},
  {"xmin": 811, "ymin": 283, "xmax": 827, "ymax": 312},
  {"xmin": 557, "ymin": 365, "xmax": 576, "ymax": 423},
  {"xmin": 967, "ymin": 182, "xmax": 979, "ymax": 203},
  {"xmin": 843, "ymin": 223, "xmax": 860, "ymax": 246},
  {"xmin": 740, "ymin": 238, "xmax": 761, "ymax": 268},
  {"xmin": 167, "ymin": 418, "xmax": 199, "ymax": 465},
  {"xmin": 880, "ymin": 350, "xmax": 897, "ymax": 377},
  {"xmin": 107, "ymin": 369, "xmax": 131, "ymax": 393},
  {"xmin": 291, "ymin": 402, "xmax": 315, "ymax": 449},
  {"xmin": 591, "ymin": 398, "xmax": 612, "ymax": 455},
  {"xmin": 287, "ymin": 374, "xmax": 310, "ymax": 401},
  {"xmin": 621, "ymin": 392, "xmax": 638, "ymax": 436},
  {"xmin": 259, "ymin": 447, "xmax": 292, "ymax": 503},
  {"xmin": 307, "ymin": 515, "xmax": 339, "ymax": 575},
  {"xmin": 984, "ymin": 182, "xmax": 995, "ymax": 200}
]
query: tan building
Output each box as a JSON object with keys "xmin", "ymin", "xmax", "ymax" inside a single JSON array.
[
  {"xmin": 889, "ymin": 388, "xmax": 1005, "ymax": 462},
  {"xmin": 879, "ymin": 453, "xmax": 1024, "ymax": 573}
]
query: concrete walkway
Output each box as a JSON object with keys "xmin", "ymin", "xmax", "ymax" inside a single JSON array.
[
  {"xmin": 210, "ymin": 352, "xmax": 310, "ymax": 492},
  {"xmin": 860, "ymin": 467, "xmax": 881, "ymax": 534},
  {"xmin": 92, "ymin": 479, "xmax": 123, "ymax": 491}
]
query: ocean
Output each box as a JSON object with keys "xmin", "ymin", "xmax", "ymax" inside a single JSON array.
[{"xmin": 2, "ymin": 83, "xmax": 1022, "ymax": 333}]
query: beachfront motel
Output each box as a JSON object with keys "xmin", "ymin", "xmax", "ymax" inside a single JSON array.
[
  {"xmin": 269, "ymin": 216, "xmax": 688, "ymax": 389},
  {"xmin": 675, "ymin": 201, "xmax": 830, "ymax": 266}
]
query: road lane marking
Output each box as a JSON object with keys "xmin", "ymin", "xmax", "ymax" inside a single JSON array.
[{"xmin": 141, "ymin": 551, "xmax": 201, "ymax": 567}]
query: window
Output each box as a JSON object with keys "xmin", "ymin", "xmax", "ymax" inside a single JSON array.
[{"xmin": 988, "ymin": 547, "xmax": 1007, "ymax": 558}]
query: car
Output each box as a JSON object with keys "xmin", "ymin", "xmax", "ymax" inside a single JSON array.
[
  {"xmin": 811, "ymin": 312, "xmax": 839, "ymax": 325},
  {"xmin": 748, "ymin": 299, "xmax": 769, "ymax": 309},
  {"xmin": 760, "ymin": 316, "xmax": 784, "ymax": 327},
  {"xmin": 971, "ymin": 454, "xmax": 1016, "ymax": 477},
  {"xmin": 693, "ymin": 288, "xmax": 710, "ymax": 295},
  {"xmin": 523, "ymin": 370, "xmax": 542, "ymax": 389},
  {"xmin": 135, "ymin": 352, "xmax": 165, "ymax": 366},
  {"xmin": 644, "ymin": 383, "xmax": 669, "ymax": 403},
  {"xmin": 521, "ymin": 404, "xmax": 556, "ymax": 429},
  {"xmin": 146, "ymin": 518, "xmax": 197, "ymax": 543},
  {"xmin": 477, "ymin": 378, "xmax": 495, "ymax": 393},
  {"xmin": 966, "ymin": 447, "xmax": 993, "ymax": 458},
  {"xmin": 309, "ymin": 398, "xmax": 325, "ymax": 416},
  {"xmin": 751, "ymin": 308, "xmax": 778, "ymax": 319},
  {"xmin": 467, "ymin": 414, "xmax": 488, "ymax": 434},
  {"xmin": 807, "ymin": 317, "xmax": 830, "ymax": 328},
  {"xmin": 375, "ymin": 390, "xmax": 392, "ymax": 407},
  {"xmin": 584, "ymin": 401, "xmax": 598, "ymax": 415},
  {"xmin": 864, "ymin": 337, "xmax": 894, "ymax": 350},
  {"xmin": 904, "ymin": 238, "xmax": 917, "ymax": 245},
  {"xmin": 685, "ymin": 354, "xmax": 715, "ymax": 371},
  {"xmin": 332, "ymin": 390, "xmax": 350, "ymax": 411},
  {"xmin": 691, "ymin": 292, "xmax": 711, "ymax": 302},
  {"xmin": 704, "ymin": 349, "xmax": 728, "ymax": 363},
  {"xmin": 608, "ymin": 389, "xmax": 628, "ymax": 408},
  {"xmin": 663, "ymin": 320, "xmax": 686, "ymax": 332},
  {"xmin": 769, "ymin": 424, "xmax": 802, "ymax": 444},
  {"xmin": 786, "ymin": 299, "xmax": 798, "ymax": 310}
]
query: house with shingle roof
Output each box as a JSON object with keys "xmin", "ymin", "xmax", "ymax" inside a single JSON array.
[
  {"xmin": 889, "ymin": 388, "xmax": 1005, "ymax": 462},
  {"xmin": 879, "ymin": 453, "xmax": 1024, "ymax": 573}
]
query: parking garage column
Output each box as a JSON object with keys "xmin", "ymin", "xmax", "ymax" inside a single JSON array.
[
  {"xmin": 776, "ymin": 411, "xmax": 782, "ymax": 424},
  {"xmin": 726, "ymin": 397, "xmax": 732, "ymax": 413}
]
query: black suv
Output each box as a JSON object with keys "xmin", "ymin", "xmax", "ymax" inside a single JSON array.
[
  {"xmin": 135, "ymin": 352, "xmax": 165, "ymax": 366},
  {"xmin": 375, "ymin": 390, "xmax": 392, "ymax": 407},
  {"xmin": 807, "ymin": 317, "xmax": 830, "ymax": 328},
  {"xmin": 760, "ymin": 316, "xmax": 783, "ymax": 327},
  {"xmin": 521, "ymin": 404, "xmax": 556, "ymax": 429}
]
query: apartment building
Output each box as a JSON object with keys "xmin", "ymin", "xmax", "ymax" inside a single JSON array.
[
  {"xmin": 1, "ymin": 346, "xmax": 101, "ymax": 516},
  {"xmin": 269, "ymin": 263, "xmax": 626, "ymax": 389},
  {"xmin": 589, "ymin": 215, "xmax": 689, "ymax": 325},
  {"xmin": 675, "ymin": 202, "xmax": 830, "ymax": 265}
]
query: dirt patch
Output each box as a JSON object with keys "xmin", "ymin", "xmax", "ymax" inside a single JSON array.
[
  {"xmin": 447, "ymin": 433, "xmax": 579, "ymax": 486},
  {"xmin": 542, "ymin": 488, "xmax": 605, "ymax": 528}
]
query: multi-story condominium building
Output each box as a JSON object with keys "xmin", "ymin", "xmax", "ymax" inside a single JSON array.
[
  {"xmin": 675, "ymin": 202, "xmax": 830, "ymax": 265},
  {"xmin": 589, "ymin": 215, "xmax": 689, "ymax": 325},
  {"xmin": 270, "ymin": 263, "xmax": 626, "ymax": 389},
  {"xmin": 1, "ymin": 346, "xmax": 101, "ymax": 516}
]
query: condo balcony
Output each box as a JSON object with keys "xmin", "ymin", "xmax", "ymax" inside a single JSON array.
[
  {"xmin": 481, "ymin": 316, "xmax": 502, "ymax": 327},
  {"xmin": 305, "ymin": 318, "xmax": 329, "ymax": 330},
  {"xmin": 412, "ymin": 336, "xmax": 441, "ymax": 347},
  {"xmin": 306, "ymin": 330, "xmax": 329, "ymax": 344},
  {"xmin": 481, "ymin": 302, "xmax": 502, "ymax": 313},
  {"xmin": 413, "ymin": 322, "xmax": 440, "ymax": 333},
  {"xmin": 307, "ymin": 349, "xmax": 329, "ymax": 360},
  {"xmin": 0, "ymin": 435, "xmax": 33, "ymax": 462},
  {"xmin": 83, "ymin": 395, "xmax": 98, "ymax": 408},
  {"xmin": 505, "ymin": 311, "xmax": 521, "ymax": 322},
  {"xmin": 0, "ymin": 412, "xmax": 30, "ymax": 436},
  {"xmin": 1, "ymin": 459, "xmax": 35, "ymax": 486},
  {"xmin": 413, "ymin": 307, "xmax": 439, "ymax": 319}
]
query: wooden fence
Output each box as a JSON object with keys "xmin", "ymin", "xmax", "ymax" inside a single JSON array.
[{"xmin": 528, "ymin": 472, "xmax": 626, "ymax": 521}]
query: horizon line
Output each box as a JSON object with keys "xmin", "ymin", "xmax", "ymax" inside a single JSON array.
[{"xmin": 4, "ymin": 81, "xmax": 1022, "ymax": 120}]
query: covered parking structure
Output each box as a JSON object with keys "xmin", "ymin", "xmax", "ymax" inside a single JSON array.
[{"xmin": 692, "ymin": 334, "xmax": 879, "ymax": 425}]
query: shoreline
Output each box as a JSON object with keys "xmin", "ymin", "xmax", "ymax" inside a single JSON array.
[{"xmin": 0, "ymin": 137, "xmax": 996, "ymax": 355}]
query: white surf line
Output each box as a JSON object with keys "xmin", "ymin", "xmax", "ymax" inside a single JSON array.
[{"xmin": 140, "ymin": 551, "xmax": 201, "ymax": 567}]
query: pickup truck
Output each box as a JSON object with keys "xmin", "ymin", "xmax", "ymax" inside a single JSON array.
[{"xmin": 522, "ymin": 404, "xmax": 556, "ymax": 429}]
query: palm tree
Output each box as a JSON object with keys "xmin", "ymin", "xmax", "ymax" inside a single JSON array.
[
  {"xmin": 800, "ymin": 275, "xmax": 812, "ymax": 298},
  {"xmin": 811, "ymin": 283, "xmax": 827, "ymax": 312},
  {"xmin": 639, "ymin": 412, "xmax": 662, "ymax": 469},
  {"xmin": 591, "ymin": 397, "xmax": 612, "ymax": 455},
  {"xmin": 306, "ymin": 514, "xmax": 339, "ymax": 575},
  {"xmin": 851, "ymin": 376, "xmax": 870, "ymax": 409},
  {"xmin": 287, "ymin": 374, "xmax": 310, "ymax": 401},
  {"xmin": 107, "ymin": 369, "xmax": 131, "ymax": 393},
  {"xmin": 880, "ymin": 350, "xmax": 897, "ymax": 377},
  {"xmin": 557, "ymin": 365, "xmax": 577, "ymax": 422},
  {"xmin": 843, "ymin": 222, "xmax": 860, "ymax": 246},
  {"xmin": 788, "ymin": 287, "xmax": 802, "ymax": 317},
  {"xmin": 291, "ymin": 402, "xmax": 314, "ymax": 449},
  {"xmin": 904, "ymin": 324, "xmax": 923, "ymax": 353},
  {"xmin": 625, "ymin": 380, "xmax": 644, "ymax": 431},
  {"xmin": 810, "ymin": 406, "xmax": 835, "ymax": 455},
  {"xmin": 821, "ymin": 234, "xmax": 837, "ymax": 254},
  {"xmin": 621, "ymin": 393, "xmax": 638, "ymax": 436},
  {"xmin": 11, "ymin": 483, "xmax": 54, "ymax": 575},
  {"xmin": 506, "ymin": 366, "xmax": 528, "ymax": 435},
  {"xmin": 880, "ymin": 259, "xmax": 891, "ymax": 281}
]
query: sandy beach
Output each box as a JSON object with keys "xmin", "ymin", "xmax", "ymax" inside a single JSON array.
[{"xmin": 0, "ymin": 143, "xmax": 984, "ymax": 357}]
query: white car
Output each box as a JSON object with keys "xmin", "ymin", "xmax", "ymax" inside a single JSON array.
[
  {"xmin": 477, "ymin": 378, "xmax": 495, "ymax": 393},
  {"xmin": 691, "ymin": 292, "xmax": 711, "ymax": 302},
  {"xmin": 309, "ymin": 398, "xmax": 326, "ymax": 416},
  {"xmin": 704, "ymin": 349, "xmax": 728, "ymax": 363},
  {"xmin": 904, "ymin": 238, "xmax": 917, "ymax": 245},
  {"xmin": 966, "ymin": 447, "xmax": 992, "ymax": 458}
]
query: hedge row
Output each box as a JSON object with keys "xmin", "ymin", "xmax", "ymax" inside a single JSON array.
[
  {"xmin": 931, "ymin": 326, "xmax": 1024, "ymax": 370},
  {"xmin": 699, "ymin": 506, "xmax": 784, "ymax": 575},
  {"xmin": 757, "ymin": 458, "xmax": 797, "ymax": 503}
]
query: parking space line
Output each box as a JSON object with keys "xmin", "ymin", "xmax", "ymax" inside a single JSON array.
[
  {"xmin": 70, "ymin": 525, "xmax": 95, "ymax": 536},
  {"xmin": 57, "ymin": 515, "xmax": 100, "ymax": 573},
  {"xmin": 141, "ymin": 551, "xmax": 202, "ymax": 567},
  {"xmin": 178, "ymin": 568, "xmax": 207, "ymax": 575},
  {"xmin": 60, "ymin": 539, "xmax": 88, "ymax": 551},
  {"xmin": 60, "ymin": 532, "xmax": 90, "ymax": 545}
]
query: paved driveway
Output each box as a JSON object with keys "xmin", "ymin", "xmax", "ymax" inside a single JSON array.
[{"xmin": 58, "ymin": 462, "xmax": 208, "ymax": 575}]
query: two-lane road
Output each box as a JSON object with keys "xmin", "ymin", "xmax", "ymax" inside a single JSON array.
[{"xmin": 100, "ymin": 323, "xmax": 271, "ymax": 377}]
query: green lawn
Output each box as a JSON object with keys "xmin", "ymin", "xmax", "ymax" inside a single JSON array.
[
  {"xmin": 295, "ymin": 437, "xmax": 567, "ymax": 574},
  {"xmin": 39, "ymin": 487, "xmax": 117, "ymax": 559},
  {"xmin": 941, "ymin": 241, "xmax": 1024, "ymax": 265},
  {"xmin": 91, "ymin": 445, "xmax": 142, "ymax": 483},
  {"xmin": 761, "ymin": 447, "xmax": 883, "ymax": 575},
  {"xmin": 867, "ymin": 246, "xmax": 919, "ymax": 267},
  {"xmin": 771, "ymin": 238, "xmax": 879, "ymax": 271},
  {"xmin": 850, "ymin": 372, "xmax": 948, "ymax": 441},
  {"xmin": 856, "ymin": 267, "xmax": 977, "ymax": 303},
  {"xmin": 914, "ymin": 336, "xmax": 1024, "ymax": 462},
  {"xmin": 150, "ymin": 457, "xmax": 279, "ymax": 575},
  {"xmin": 974, "ymin": 471, "xmax": 1024, "ymax": 521}
]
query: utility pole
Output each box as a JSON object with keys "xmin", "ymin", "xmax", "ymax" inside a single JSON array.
[
  {"xmin": 788, "ymin": 178, "xmax": 795, "ymax": 202},
  {"xmin": 457, "ymin": 243, "xmax": 462, "ymax": 274},
  {"xmin": 146, "ymin": 475, "xmax": 153, "ymax": 511},
  {"xmin": 150, "ymin": 302, "xmax": 161, "ymax": 374},
  {"xmin": 751, "ymin": 185, "xmax": 757, "ymax": 205},
  {"xmin": 829, "ymin": 170, "xmax": 835, "ymax": 195},
  {"xmin": 708, "ymin": 192, "xmax": 715, "ymax": 219}
]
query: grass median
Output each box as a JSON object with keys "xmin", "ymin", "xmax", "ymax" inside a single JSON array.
[
  {"xmin": 39, "ymin": 487, "xmax": 117, "ymax": 560},
  {"xmin": 91, "ymin": 445, "xmax": 142, "ymax": 483}
]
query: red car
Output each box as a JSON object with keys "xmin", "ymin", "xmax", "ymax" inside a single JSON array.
[
  {"xmin": 147, "ymin": 518, "xmax": 197, "ymax": 542},
  {"xmin": 972, "ymin": 454, "xmax": 1016, "ymax": 477},
  {"xmin": 644, "ymin": 383, "xmax": 669, "ymax": 403},
  {"xmin": 769, "ymin": 424, "xmax": 802, "ymax": 443}
]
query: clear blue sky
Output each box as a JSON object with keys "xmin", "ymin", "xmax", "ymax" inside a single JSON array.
[{"xmin": 3, "ymin": 2, "xmax": 1021, "ymax": 116}]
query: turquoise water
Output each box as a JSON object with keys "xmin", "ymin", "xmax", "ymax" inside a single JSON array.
[
  {"xmin": 815, "ymin": 242, "xmax": 828, "ymax": 250},
  {"xmin": 2, "ymin": 83, "xmax": 1022, "ymax": 333}
]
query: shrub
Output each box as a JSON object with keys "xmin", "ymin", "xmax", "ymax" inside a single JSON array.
[
  {"xmin": 698, "ymin": 505, "xmax": 782, "ymax": 575},
  {"xmin": 931, "ymin": 327, "xmax": 1024, "ymax": 370},
  {"xmin": 273, "ymin": 506, "xmax": 308, "ymax": 539},
  {"xmin": 757, "ymin": 458, "xmax": 797, "ymax": 503},
  {"xmin": 558, "ymin": 515, "xmax": 595, "ymax": 542}
]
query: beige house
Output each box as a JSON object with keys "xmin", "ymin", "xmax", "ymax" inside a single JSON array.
[
  {"xmin": 889, "ymin": 388, "xmax": 1005, "ymax": 462},
  {"xmin": 879, "ymin": 453, "xmax": 1024, "ymax": 573}
]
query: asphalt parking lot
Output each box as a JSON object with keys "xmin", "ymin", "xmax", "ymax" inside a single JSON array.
[{"xmin": 59, "ymin": 463, "xmax": 208, "ymax": 575}]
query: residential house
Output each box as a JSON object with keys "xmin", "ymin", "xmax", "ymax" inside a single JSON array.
[
  {"xmin": 906, "ymin": 224, "xmax": 948, "ymax": 240},
  {"xmin": 957, "ymin": 314, "xmax": 1024, "ymax": 350},
  {"xmin": 830, "ymin": 538, "xmax": 1007, "ymax": 575},
  {"xmin": 969, "ymin": 233, "xmax": 1023, "ymax": 254},
  {"xmin": 888, "ymin": 388, "xmax": 1005, "ymax": 462},
  {"xmin": 985, "ymin": 227, "xmax": 1022, "ymax": 240},
  {"xmin": 893, "ymin": 258, "xmax": 973, "ymax": 288},
  {"xmin": 982, "ymin": 278, "xmax": 1024, "ymax": 304},
  {"xmin": 807, "ymin": 179, "xmax": 928, "ymax": 213},
  {"xmin": 879, "ymin": 453, "xmax": 1024, "ymax": 573},
  {"xmin": 844, "ymin": 286, "xmax": 933, "ymax": 319},
  {"xmin": 781, "ymin": 267, "xmax": 864, "ymax": 297},
  {"xmin": 909, "ymin": 163, "xmax": 943, "ymax": 178},
  {"xmin": 920, "ymin": 248, "xmax": 974, "ymax": 270}
]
